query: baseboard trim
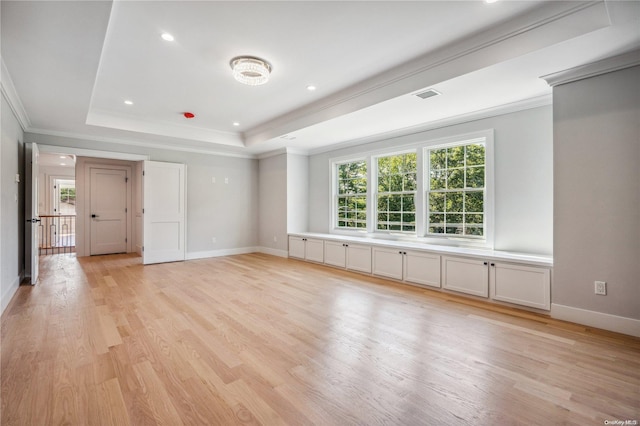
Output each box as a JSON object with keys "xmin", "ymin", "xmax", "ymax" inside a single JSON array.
[
  {"xmin": 551, "ymin": 303, "xmax": 640, "ymax": 338},
  {"xmin": 256, "ymin": 247, "xmax": 289, "ymax": 258},
  {"xmin": 185, "ymin": 247, "xmax": 259, "ymax": 260},
  {"xmin": 1, "ymin": 274, "xmax": 22, "ymax": 315}
]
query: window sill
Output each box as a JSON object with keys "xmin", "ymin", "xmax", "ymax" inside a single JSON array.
[{"xmin": 293, "ymin": 231, "xmax": 552, "ymax": 267}]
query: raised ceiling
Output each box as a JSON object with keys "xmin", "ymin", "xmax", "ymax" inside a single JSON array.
[{"xmin": 2, "ymin": 1, "xmax": 639, "ymax": 156}]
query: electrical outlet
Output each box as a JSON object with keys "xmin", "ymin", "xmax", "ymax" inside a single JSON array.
[
  {"xmin": 595, "ymin": 281, "xmax": 606, "ymax": 295},
  {"xmin": 212, "ymin": 237, "xmax": 217, "ymax": 244}
]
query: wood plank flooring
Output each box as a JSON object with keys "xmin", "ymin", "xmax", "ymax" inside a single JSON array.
[{"xmin": 2, "ymin": 253, "xmax": 639, "ymax": 425}]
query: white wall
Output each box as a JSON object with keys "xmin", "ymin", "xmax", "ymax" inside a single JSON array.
[
  {"xmin": 1, "ymin": 93, "xmax": 25, "ymax": 313},
  {"xmin": 308, "ymin": 105, "xmax": 554, "ymax": 255},
  {"xmin": 553, "ymin": 65, "xmax": 640, "ymax": 321},
  {"xmin": 286, "ymin": 153, "xmax": 309, "ymax": 234},
  {"xmin": 25, "ymin": 133, "xmax": 259, "ymax": 258},
  {"xmin": 258, "ymin": 153, "xmax": 288, "ymax": 256}
]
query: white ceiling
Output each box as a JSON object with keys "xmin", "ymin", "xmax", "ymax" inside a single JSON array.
[{"xmin": 2, "ymin": 1, "xmax": 639, "ymax": 157}]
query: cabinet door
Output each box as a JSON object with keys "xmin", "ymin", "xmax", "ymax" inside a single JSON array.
[
  {"xmin": 346, "ymin": 244, "xmax": 372, "ymax": 273},
  {"xmin": 442, "ymin": 256, "xmax": 488, "ymax": 297},
  {"xmin": 491, "ymin": 262, "xmax": 550, "ymax": 310},
  {"xmin": 289, "ymin": 236, "xmax": 305, "ymax": 259},
  {"xmin": 372, "ymin": 247, "xmax": 403, "ymax": 280},
  {"xmin": 305, "ymin": 238, "xmax": 324, "ymax": 263},
  {"xmin": 324, "ymin": 241, "xmax": 346, "ymax": 268},
  {"xmin": 404, "ymin": 251, "xmax": 440, "ymax": 288}
]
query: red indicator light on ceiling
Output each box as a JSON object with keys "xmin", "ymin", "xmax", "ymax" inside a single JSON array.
[{"xmin": 183, "ymin": 112, "xmax": 195, "ymax": 119}]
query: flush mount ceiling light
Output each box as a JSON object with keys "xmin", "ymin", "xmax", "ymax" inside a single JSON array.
[{"xmin": 230, "ymin": 56, "xmax": 272, "ymax": 86}]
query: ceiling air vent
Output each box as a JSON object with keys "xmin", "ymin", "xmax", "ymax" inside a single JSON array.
[{"xmin": 414, "ymin": 89, "xmax": 441, "ymax": 100}]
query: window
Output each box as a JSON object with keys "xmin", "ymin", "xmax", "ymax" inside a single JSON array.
[
  {"xmin": 330, "ymin": 130, "xmax": 492, "ymax": 246},
  {"xmin": 376, "ymin": 152, "xmax": 417, "ymax": 232},
  {"xmin": 427, "ymin": 142, "xmax": 485, "ymax": 238},
  {"xmin": 336, "ymin": 160, "xmax": 367, "ymax": 229},
  {"xmin": 54, "ymin": 179, "xmax": 76, "ymax": 214}
]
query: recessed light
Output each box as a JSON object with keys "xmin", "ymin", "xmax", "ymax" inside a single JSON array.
[
  {"xmin": 60, "ymin": 163, "xmax": 66, "ymax": 166},
  {"xmin": 233, "ymin": 122, "xmax": 240, "ymax": 126},
  {"xmin": 161, "ymin": 33, "xmax": 174, "ymax": 42},
  {"xmin": 306, "ymin": 85, "xmax": 316, "ymax": 91},
  {"xmin": 59, "ymin": 156, "xmax": 65, "ymax": 159},
  {"xmin": 485, "ymin": 0, "xmax": 499, "ymax": 3},
  {"xmin": 124, "ymin": 100, "xmax": 133, "ymax": 105}
]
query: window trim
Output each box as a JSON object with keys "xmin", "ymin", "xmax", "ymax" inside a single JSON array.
[
  {"xmin": 424, "ymin": 134, "xmax": 494, "ymax": 247},
  {"xmin": 331, "ymin": 157, "xmax": 369, "ymax": 233},
  {"xmin": 372, "ymin": 149, "xmax": 419, "ymax": 235},
  {"xmin": 328, "ymin": 129, "xmax": 494, "ymax": 249}
]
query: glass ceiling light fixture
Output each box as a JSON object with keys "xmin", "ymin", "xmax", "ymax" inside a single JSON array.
[{"xmin": 230, "ymin": 56, "xmax": 272, "ymax": 86}]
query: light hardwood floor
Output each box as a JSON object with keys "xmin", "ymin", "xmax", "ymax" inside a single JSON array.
[{"xmin": 1, "ymin": 253, "xmax": 639, "ymax": 425}]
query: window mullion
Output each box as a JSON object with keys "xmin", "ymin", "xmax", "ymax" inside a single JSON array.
[{"xmin": 416, "ymin": 149, "xmax": 424, "ymax": 236}]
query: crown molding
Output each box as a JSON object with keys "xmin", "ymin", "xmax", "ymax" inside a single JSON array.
[
  {"xmin": 245, "ymin": 1, "xmax": 608, "ymax": 147},
  {"xmin": 1, "ymin": 59, "xmax": 32, "ymax": 130},
  {"xmin": 25, "ymin": 128, "xmax": 256, "ymax": 159},
  {"xmin": 308, "ymin": 94, "xmax": 552, "ymax": 156},
  {"xmin": 256, "ymin": 147, "xmax": 310, "ymax": 160},
  {"xmin": 541, "ymin": 49, "xmax": 640, "ymax": 87}
]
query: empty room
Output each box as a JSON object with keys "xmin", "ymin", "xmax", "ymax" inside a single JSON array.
[{"xmin": 1, "ymin": 1, "xmax": 639, "ymax": 425}]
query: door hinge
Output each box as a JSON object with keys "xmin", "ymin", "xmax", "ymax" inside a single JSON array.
[
  {"xmin": 125, "ymin": 177, "xmax": 129, "ymax": 183},
  {"xmin": 125, "ymin": 208, "xmax": 127, "ymax": 213},
  {"xmin": 142, "ymin": 246, "xmax": 144, "ymax": 252},
  {"xmin": 125, "ymin": 238, "xmax": 128, "ymax": 243},
  {"xmin": 142, "ymin": 208, "xmax": 145, "ymax": 214},
  {"xmin": 142, "ymin": 171, "xmax": 145, "ymax": 176}
]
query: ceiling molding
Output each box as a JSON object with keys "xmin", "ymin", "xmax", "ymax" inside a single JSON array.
[
  {"xmin": 37, "ymin": 143, "xmax": 149, "ymax": 161},
  {"xmin": 256, "ymin": 147, "xmax": 310, "ymax": 160},
  {"xmin": 1, "ymin": 59, "xmax": 32, "ymax": 131},
  {"xmin": 307, "ymin": 95, "xmax": 552, "ymax": 156},
  {"xmin": 541, "ymin": 49, "xmax": 640, "ymax": 87},
  {"xmin": 25, "ymin": 128, "xmax": 256, "ymax": 160},
  {"xmin": 86, "ymin": 110, "xmax": 244, "ymax": 148},
  {"xmin": 257, "ymin": 148, "xmax": 288, "ymax": 160},
  {"xmin": 244, "ymin": 1, "xmax": 609, "ymax": 146}
]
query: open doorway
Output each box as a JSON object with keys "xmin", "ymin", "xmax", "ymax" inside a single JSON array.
[{"xmin": 38, "ymin": 153, "xmax": 76, "ymax": 255}]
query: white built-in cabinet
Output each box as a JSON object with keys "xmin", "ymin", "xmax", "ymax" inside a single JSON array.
[
  {"xmin": 288, "ymin": 233, "xmax": 552, "ymax": 311},
  {"xmin": 442, "ymin": 256, "xmax": 551, "ymax": 310},
  {"xmin": 490, "ymin": 261, "xmax": 550, "ymax": 310},
  {"xmin": 288, "ymin": 236, "xmax": 324, "ymax": 263},
  {"xmin": 372, "ymin": 247, "xmax": 440, "ymax": 288},
  {"xmin": 324, "ymin": 241, "xmax": 372, "ymax": 273},
  {"xmin": 442, "ymin": 256, "xmax": 489, "ymax": 297}
]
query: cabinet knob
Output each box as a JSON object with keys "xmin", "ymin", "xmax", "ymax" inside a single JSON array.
[
  {"xmin": 399, "ymin": 251, "xmax": 403, "ymax": 254},
  {"xmin": 483, "ymin": 261, "xmax": 488, "ymax": 266},
  {"xmin": 404, "ymin": 251, "xmax": 407, "ymax": 255},
  {"xmin": 490, "ymin": 263, "xmax": 495, "ymax": 267}
]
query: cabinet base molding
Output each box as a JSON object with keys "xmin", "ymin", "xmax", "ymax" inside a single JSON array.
[{"xmin": 551, "ymin": 303, "xmax": 640, "ymax": 338}]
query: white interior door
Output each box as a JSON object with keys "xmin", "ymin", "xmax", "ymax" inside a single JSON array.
[
  {"xmin": 90, "ymin": 168, "xmax": 127, "ymax": 255},
  {"xmin": 143, "ymin": 161, "xmax": 186, "ymax": 264},
  {"xmin": 25, "ymin": 143, "xmax": 40, "ymax": 284}
]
